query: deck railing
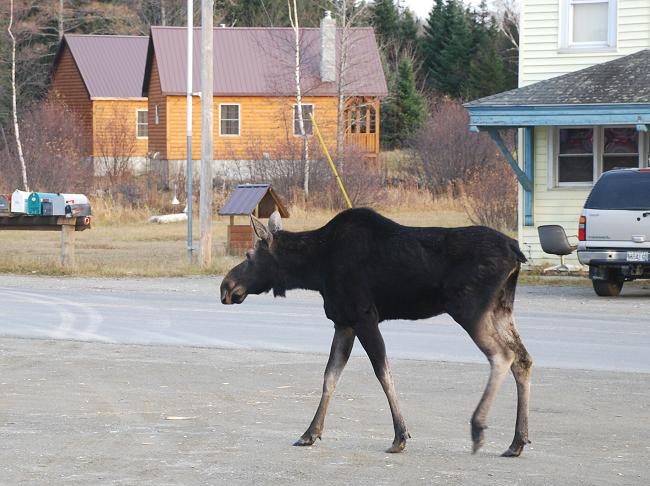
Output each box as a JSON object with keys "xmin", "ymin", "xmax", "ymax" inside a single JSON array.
[{"xmin": 344, "ymin": 132, "xmax": 377, "ymax": 154}]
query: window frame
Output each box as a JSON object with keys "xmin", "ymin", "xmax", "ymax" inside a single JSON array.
[
  {"xmin": 136, "ymin": 108, "xmax": 148, "ymax": 139},
  {"xmin": 293, "ymin": 103, "xmax": 314, "ymax": 136},
  {"xmin": 219, "ymin": 103, "xmax": 241, "ymax": 137},
  {"xmin": 551, "ymin": 125, "xmax": 646, "ymax": 188},
  {"xmin": 559, "ymin": 0, "xmax": 617, "ymax": 51}
]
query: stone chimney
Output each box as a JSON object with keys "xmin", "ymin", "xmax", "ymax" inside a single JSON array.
[{"xmin": 320, "ymin": 10, "xmax": 336, "ymax": 83}]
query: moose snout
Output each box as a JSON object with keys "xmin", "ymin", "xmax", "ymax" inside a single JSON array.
[{"xmin": 220, "ymin": 279, "xmax": 247, "ymax": 305}]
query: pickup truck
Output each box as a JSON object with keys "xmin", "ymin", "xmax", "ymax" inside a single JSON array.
[{"xmin": 577, "ymin": 168, "xmax": 650, "ymax": 296}]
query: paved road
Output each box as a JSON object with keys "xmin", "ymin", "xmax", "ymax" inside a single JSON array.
[{"xmin": 1, "ymin": 275, "xmax": 649, "ymax": 372}]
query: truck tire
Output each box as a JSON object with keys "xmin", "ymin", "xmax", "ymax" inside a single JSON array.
[{"xmin": 592, "ymin": 279, "xmax": 624, "ymax": 297}]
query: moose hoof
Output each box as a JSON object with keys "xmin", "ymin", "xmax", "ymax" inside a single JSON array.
[
  {"xmin": 501, "ymin": 438, "xmax": 530, "ymax": 458},
  {"xmin": 293, "ymin": 433, "xmax": 320, "ymax": 447},
  {"xmin": 471, "ymin": 424, "xmax": 486, "ymax": 454},
  {"xmin": 386, "ymin": 432, "xmax": 410, "ymax": 453}
]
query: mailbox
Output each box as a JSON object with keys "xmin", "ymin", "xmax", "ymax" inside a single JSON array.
[
  {"xmin": 61, "ymin": 193, "xmax": 91, "ymax": 217},
  {"xmin": 10, "ymin": 190, "xmax": 31, "ymax": 214},
  {"xmin": 0, "ymin": 194, "xmax": 9, "ymax": 214},
  {"xmin": 27, "ymin": 192, "xmax": 66, "ymax": 216}
]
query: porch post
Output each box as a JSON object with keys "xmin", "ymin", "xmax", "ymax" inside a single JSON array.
[{"xmin": 523, "ymin": 127, "xmax": 534, "ymax": 226}]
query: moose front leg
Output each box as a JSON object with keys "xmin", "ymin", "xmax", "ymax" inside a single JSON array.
[
  {"xmin": 294, "ymin": 325, "xmax": 355, "ymax": 447},
  {"xmin": 356, "ymin": 323, "xmax": 410, "ymax": 453}
]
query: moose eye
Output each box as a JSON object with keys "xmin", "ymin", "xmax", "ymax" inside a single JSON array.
[{"xmin": 245, "ymin": 250, "xmax": 254, "ymax": 261}]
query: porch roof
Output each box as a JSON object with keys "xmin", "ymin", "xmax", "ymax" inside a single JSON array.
[{"xmin": 465, "ymin": 49, "xmax": 650, "ymax": 129}]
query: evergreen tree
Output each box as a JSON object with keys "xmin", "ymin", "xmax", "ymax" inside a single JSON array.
[
  {"xmin": 382, "ymin": 57, "xmax": 425, "ymax": 148},
  {"xmin": 371, "ymin": 0, "xmax": 400, "ymax": 47}
]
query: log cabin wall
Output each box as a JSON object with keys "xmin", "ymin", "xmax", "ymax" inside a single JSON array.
[
  {"xmin": 49, "ymin": 45, "xmax": 93, "ymax": 155},
  {"xmin": 163, "ymin": 95, "xmax": 339, "ymax": 161},
  {"xmin": 147, "ymin": 56, "xmax": 167, "ymax": 160},
  {"xmin": 92, "ymin": 100, "xmax": 149, "ymax": 158}
]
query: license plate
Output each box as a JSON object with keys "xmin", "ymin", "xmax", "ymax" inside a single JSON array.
[{"xmin": 627, "ymin": 250, "xmax": 649, "ymax": 262}]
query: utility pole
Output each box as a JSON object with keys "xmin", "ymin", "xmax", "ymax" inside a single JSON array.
[
  {"xmin": 185, "ymin": 0, "xmax": 193, "ymax": 262},
  {"xmin": 199, "ymin": 0, "xmax": 214, "ymax": 268}
]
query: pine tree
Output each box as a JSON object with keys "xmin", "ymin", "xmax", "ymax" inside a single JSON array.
[
  {"xmin": 371, "ymin": 0, "xmax": 400, "ymax": 47},
  {"xmin": 382, "ymin": 57, "xmax": 425, "ymax": 148}
]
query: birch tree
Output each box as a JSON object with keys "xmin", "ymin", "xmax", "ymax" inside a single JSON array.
[
  {"xmin": 330, "ymin": 0, "xmax": 368, "ymax": 168},
  {"xmin": 8, "ymin": 0, "xmax": 29, "ymax": 192},
  {"xmin": 288, "ymin": 0, "xmax": 310, "ymax": 198}
]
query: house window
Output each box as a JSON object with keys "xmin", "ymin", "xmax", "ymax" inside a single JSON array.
[
  {"xmin": 603, "ymin": 127, "xmax": 639, "ymax": 172},
  {"xmin": 560, "ymin": 0, "xmax": 617, "ymax": 49},
  {"xmin": 136, "ymin": 109, "xmax": 148, "ymax": 138},
  {"xmin": 294, "ymin": 104, "xmax": 313, "ymax": 135},
  {"xmin": 556, "ymin": 126, "xmax": 643, "ymax": 186},
  {"xmin": 558, "ymin": 128, "xmax": 594, "ymax": 183},
  {"xmin": 154, "ymin": 104, "xmax": 159, "ymax": 125},
  {"xmin": 220, "ymin": 104, "xmax": 240, "ymax": 136}
]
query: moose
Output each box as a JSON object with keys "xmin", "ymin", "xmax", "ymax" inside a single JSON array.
[{"xmin": 220, "ymin": 208, "xmax": 532, "ymax": 457}]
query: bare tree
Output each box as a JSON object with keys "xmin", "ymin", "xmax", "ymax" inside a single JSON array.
[
  {"xmin": 8, "ymin": 0, "xmax": 29, "ymax": 191},
  {"xmin": 288, "ymin": 0, "xmax": 310, "ymax": 198},
  {"xmin": 328, "ymin": 0, "xmax": 369, "ymax": 166}
]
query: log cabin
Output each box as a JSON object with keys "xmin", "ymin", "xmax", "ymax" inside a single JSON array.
[
  {"xmin": 142, "ymin": 13, "xmax": 387, "ymax": 179},
  {"xmin": 50, "ymin": 34, "xmax": 150, "ymax": 171}
]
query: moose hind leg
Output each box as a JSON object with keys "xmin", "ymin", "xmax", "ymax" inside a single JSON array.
[
  {"xmin": 294, "ymin": 325, "xmax": 355, "ymax": 447},
  {"xmin": 467, "ymin": 313, "xmax": 515, "ymax": 454},
  {"xmin": 356, "ymin": 323, "xmax": 410, "ymax": 453},
  {"xmin": 502, "ymin": 325, "xmax": 533, "ymax": 458}
]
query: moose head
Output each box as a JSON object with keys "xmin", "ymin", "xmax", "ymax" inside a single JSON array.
[{"xmin": 220, "ymin": 211, "xmax": 282, "ymax": 305}]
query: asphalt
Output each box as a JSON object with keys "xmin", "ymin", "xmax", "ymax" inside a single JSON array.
[{"xmin": 0, "ymin": 275, "xmax": 649, "ymax": 484}]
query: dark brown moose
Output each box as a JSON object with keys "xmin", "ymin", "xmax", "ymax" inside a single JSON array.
[{"xmin": 220, "ymin": 208, "xmax": 532, "ymax": 457}]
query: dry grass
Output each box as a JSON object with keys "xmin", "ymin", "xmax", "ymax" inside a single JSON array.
[{"xmin": 0, "ymin": 188, "xmax": 471, "ymax": 277}]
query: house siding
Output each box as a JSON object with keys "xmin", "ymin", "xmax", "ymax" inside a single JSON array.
[
  {"xmin": 49, "ymin": 45, "xmax": 93, "ymax": 154},
  {"xmin": 520, "ymin": 127, "xmax": 590, "ymax": 264},
  {"xmin": 164, "ymin": 95, "xmax": 339, "ymax": 161},
  {"xmin": 520, "ymin": 0, "xmax": 650, "ymax": 86},
  {"xmin": 91, "ymin": 100, "xmax": 148, "ymax": 158}
]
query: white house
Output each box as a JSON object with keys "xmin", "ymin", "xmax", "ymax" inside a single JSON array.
[{"xmin": 465, "ymin": 0, "xmax": 650, "ymax": 263}]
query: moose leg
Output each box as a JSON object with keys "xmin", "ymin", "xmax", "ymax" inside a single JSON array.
[
  {"xmin": 294, "ymin": 325, "xmax": 355, "ymax": 446},
  {"xmin": 356, "ymin": 324, "xmax": 410, "ymax": 453},
  {"xmin": 502, "ymin": 323, "xmax": 533, "ymax": 458},
  {"xmin": 468, "ymin": 314, "xmax": 515, "ymax": 454}
]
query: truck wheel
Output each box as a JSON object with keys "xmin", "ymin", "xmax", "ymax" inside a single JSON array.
[{"xmin": 592, "ymin": 279, "xmax": 624, "ymax": 297}]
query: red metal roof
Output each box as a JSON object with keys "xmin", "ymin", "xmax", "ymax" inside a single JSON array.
[
  {"xmin": 61, "ymin": 34, "xmax": 149, "ymax": 98},
  {"xmin": 146, "ymin": 26, "xmax": 387, "ymax": 97}
]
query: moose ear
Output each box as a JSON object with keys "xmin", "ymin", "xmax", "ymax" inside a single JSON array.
[
  {"xmin": 268, "ymin": 210, "xmax": 282, "ymax": 234},
  {"xmin": 251, "ymin": 215, "xmax": 272, "ymax": 245}
]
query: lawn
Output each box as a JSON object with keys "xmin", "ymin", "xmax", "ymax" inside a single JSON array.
[{"xmin": 0, "ymin": 200, "xmax": 472, "ymax": 277}]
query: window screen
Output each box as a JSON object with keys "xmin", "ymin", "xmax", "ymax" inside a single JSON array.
[
  {"xmin": 220, "ymin": 104, "xmax": 240, "ymax": 136},
  {"xmin": 603, "ymin": 127, "xmax": 639, "ymax": 172},
  {"xmin": 136, "ymin": 110, "xmax": 148, "ymax": 137},
  {"xmin": 294, "ymin": 104, "xmax": 313, "ymax": 135},
  {"xmin": 572, "ymin": 1, "xmax": 609, "ymax": 43}
]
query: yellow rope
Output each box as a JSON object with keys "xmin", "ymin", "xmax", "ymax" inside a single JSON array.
[{"xmin": 308, "ymin": 112, "xmax": 353, "ymax": 209}]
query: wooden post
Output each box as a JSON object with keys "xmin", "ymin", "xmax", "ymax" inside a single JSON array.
[
  {"xmin": 60, "ymin": 223, "xmax": 76, "ymax": 268},
  {"xmin": 199, "ymin": 0, "xmax": 214, "ymax": 268}
]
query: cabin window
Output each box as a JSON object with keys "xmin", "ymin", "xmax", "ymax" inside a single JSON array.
[
  {"xmin": 220, "ymin": 104, "xmax": 240, "ymax": 136},
  {"xmin": 555, "ymin": 126, "xmax": 643, "ymax": 186},
  {"xmin": 560, "ymin": 0, "xmax": 617, "ymax": 49},
  {"xmin": 136, "ymin": 109, "xmax": 148, "ymax": 138},
  {"xmin": 293, "ymin": 104, "xmax": 313, "ymax": 136}
]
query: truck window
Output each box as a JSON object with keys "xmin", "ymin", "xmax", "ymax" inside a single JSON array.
[{"xmin": 585, "ymin": 171, "xmax": 650, "ymax": 210}]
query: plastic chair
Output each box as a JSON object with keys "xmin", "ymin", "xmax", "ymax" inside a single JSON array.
[{"xmin": 537, "ymin": 225, "xmax": 578, "ymax": 273}]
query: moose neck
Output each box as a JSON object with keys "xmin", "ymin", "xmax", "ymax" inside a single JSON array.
[{"xmin": 272, "ymin": 229, "xmax": 324, "ymax": 294}]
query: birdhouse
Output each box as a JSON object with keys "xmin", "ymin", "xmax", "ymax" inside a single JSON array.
[{"xmin": 219, "ymin": 184, "xmax": 289, "ymax": 254}]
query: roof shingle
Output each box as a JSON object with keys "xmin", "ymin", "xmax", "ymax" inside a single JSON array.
[{"xmin": 467, "ymin": 49, "xmax": 650, "ymax": 107}]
